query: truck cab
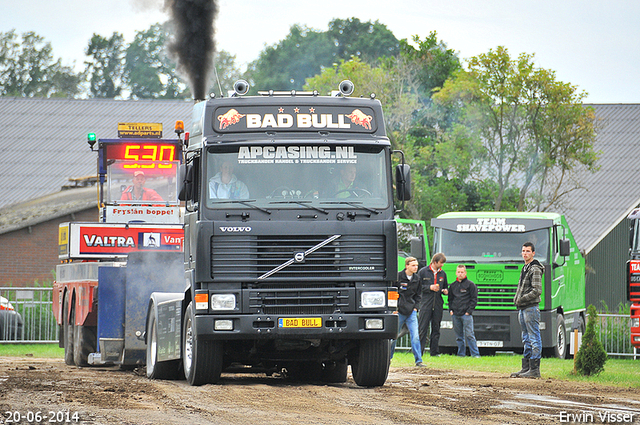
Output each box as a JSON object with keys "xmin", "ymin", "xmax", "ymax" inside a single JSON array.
[
  {"xmin": 431, "ymin": 212, "xmax": 586, "ymax": 358},
  {"xmin": 147, "ymin": 82, "xmax": 410, "ymax": 386}
]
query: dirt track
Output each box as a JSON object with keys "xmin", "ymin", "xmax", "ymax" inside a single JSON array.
[{"xmin": 1, "ymin": 356, "xmax": 640, "ymax": 425}]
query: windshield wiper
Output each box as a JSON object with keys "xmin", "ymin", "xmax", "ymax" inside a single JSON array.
[
  {"xmin": 269, "ymin": 200, "xmax": 329, "ymax": 215},
  {"xmin": 321, "ymin": 201, "xmax": 380, "ymax": 214},
  {"xmin": 211, "ymin": 199, "xmax": 271, "ymax": 214}
]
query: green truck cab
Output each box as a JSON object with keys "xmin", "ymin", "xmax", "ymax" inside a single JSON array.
[
  {"xmin": 431, "ymin": 212, "xmax": 586, "ymax": 358},
  {"xmin": 397, "ymin": 218, "xmax": 430, "ymax": 270}
]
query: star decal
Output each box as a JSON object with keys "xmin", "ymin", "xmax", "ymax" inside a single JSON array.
[
  {"xmin": 309, "ymin": 107, "xmax": 315, "ymax": 113},
  {"xmin": 294, "ymin": 107, "xmax": 300, "ymax": 113},
  {"xmin": 278, "ymin": 107, "xmax": 284, "ymax": 113}
]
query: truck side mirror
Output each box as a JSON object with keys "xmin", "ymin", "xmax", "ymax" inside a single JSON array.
[
  {"xmin": 178, "ymin": 164, "xmax": 187, "ymax": 201},
  {"xmin": 559, "ymin": 239, "xmax": 570, "ymax": 256},
  {"xmin": 395, "ymin": 164, "xmax": 411, "ymax": 201},
  {"xmin": 410, "ymin": 236, "xmax": 424, "ymax": 262}
]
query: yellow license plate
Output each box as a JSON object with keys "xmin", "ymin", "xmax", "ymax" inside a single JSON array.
[{"xmin": 278, "ymin": 317, "xmax": 322, "ymax": 328}]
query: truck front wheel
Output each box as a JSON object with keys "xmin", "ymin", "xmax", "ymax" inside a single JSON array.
[
  {"xmin": 146, "ymin": 309, "xmax": 182, "ymax": 380},
  {"xmin": 554, "ymin": 314, "xmax": 567, "ymax": 359},
  {"xmin": 182, "ymin": 302, "xmax": 223, "ymax": 386},
  {"xmin": 350, "ymin": 339, "xmax": 390, "ymax": 387}
]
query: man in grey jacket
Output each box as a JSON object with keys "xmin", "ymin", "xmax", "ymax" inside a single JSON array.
[{"xmin": 511, "ymin": 242, "xmax": 544, "ymax": 378}]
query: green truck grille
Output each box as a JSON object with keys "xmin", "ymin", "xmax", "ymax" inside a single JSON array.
[{"xmin": 476, "ymin": 284, "xmax": 517, "ymax": 309}]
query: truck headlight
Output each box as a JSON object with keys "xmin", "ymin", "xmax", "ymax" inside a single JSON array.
[
  {"xmin": 360, "ymin": 291, "xmax": 386, "ymax": 308},
  {"xmin": 215, "ymin": 320, "xmax": 234, "ymax": 331},
  {"xmin": 211, "ymin": 294, "xmax": 236, "ymax": 310},
  {"xmin": 364, "ymin": 318, "xmax": 384, "ymax": 330}
]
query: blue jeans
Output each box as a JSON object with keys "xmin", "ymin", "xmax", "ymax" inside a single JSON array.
[
  {"xmin": 518, "ymin": 306, "xmax": 542, "ymax": 360},
  {"xmin": 391, "ymin": 310, "xmax": 423, "ymax": 364},
  {"xmin": 452, "ymin": 314, "xmax": 480, "ymax": 357}
]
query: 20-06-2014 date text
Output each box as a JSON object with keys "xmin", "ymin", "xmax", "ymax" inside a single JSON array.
[{"xmin": 3, "ymin": 411, "xmax": 80, "ymax": 424}]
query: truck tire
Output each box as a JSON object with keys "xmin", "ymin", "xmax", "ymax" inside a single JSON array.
[
  {"xmin": 553, "ymin": 314, "xmax": 567, "ymax": 359},
  {"xmin": 146, "ymin": 310, "xmax": 181, "ymax": 380},
  {"xmin": 350, "ymin": 339, "xmax": 390, "ymax": 387},
  {"xmin": 73, "ymin": 310, "xmax": 96, "ymax": 367},
  {"xmin": 182, "ymin": 302, "xmax": 223, "ymax": 386},
  {"xmin": 63, "ymin": 296, "xmax": 74, "ymax": 366}
]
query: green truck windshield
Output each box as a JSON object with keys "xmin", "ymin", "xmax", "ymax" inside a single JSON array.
[{"xmin": 436, "ymin": 228, "xmax": 550, "ymax": 264}]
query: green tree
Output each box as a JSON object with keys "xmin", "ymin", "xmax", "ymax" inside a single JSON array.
[
  {"xmin": 397, "ymin": 32, "xmax": 461, "ymax": 103},
  {"xmin": 245, "ymin": 24, "xmax": 333, "ymax": 91},
  {"xmin": 575, "ymin": 305, "xmax": 607, "ymax": 376},
  {"xmin": 305, "ymin": 57, "xmax": 420, "ymax": 140},
  {"xmin": 124, "ymin": 23, "xmax": 188, "ymax": 99},
  {"xmin": 433, "ymin": 46, "xmax": 598, "ymax": 211},
  {"xmin": 246, "ymin": 18, "xmax": 398, "ymax": 92},
  {"xmin": 209, "ymin": 50, "xmax": 242, "ymax": 96},
  {"xmin": 0, "ymin": 30, "xmax": 81, "ymax": 98},
  {"xmin": 85, "ymin": 32, "xmax": 125, "ymax": 98},
  {"xmin": 327, "ymin": 18, "xmax": 399, "ymax": 63}
]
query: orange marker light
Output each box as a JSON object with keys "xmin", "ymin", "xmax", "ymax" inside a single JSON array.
[{"xmin": 175, "ymin": 120, "xmax": 185, "ymax": 135}]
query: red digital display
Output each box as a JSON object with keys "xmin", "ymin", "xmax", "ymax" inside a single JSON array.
[{"xmin": 103, "ymin": 141, "xmax": 182, "ymax": 170}]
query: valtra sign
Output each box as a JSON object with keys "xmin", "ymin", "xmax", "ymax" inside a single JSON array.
[{"xmin": 59, "ymin": 223, "xmax": 184, "ymax": 259}]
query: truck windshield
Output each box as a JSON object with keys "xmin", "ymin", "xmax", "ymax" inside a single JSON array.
[
  {"xmin": 435, "ymin": 228, "xmax": 550, "ymax": 264},
  {"xmin": 205, "ymin": 144, "xmax": 390, "ymax": 210},
  {"xmin": 107, "ymin": 159, "xmax": 180, "ymax": 205}
]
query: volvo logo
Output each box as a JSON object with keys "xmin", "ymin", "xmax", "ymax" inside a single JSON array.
[
  {"xmin": 219, "ymin": 226, "xmax": 252, "ymax": 232},
  {"xmin": 294, "ymin": 251, "xmax": 305, "ymax": 263}
]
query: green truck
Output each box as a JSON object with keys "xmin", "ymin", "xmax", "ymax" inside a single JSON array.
[
  {"xmin": 431, "ymin": 212, "xmax": 586, "ymax": 358},
  {"xmin": 397, "ymin": 218, "xmax": 430, "ymax": 270}
]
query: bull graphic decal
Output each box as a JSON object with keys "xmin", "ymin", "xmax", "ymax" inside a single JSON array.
[
  {"xmin": 346, "ymin": 109, "xmax": 373, "ymax": 130},
  {"xmin": 218, "ymin": 109, "xmax": 246, "ymax": 129}
]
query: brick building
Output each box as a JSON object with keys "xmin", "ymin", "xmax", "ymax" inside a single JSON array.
[{"xmin": 0, "ymin": 188, "xmax": 97, "ymax": 287}]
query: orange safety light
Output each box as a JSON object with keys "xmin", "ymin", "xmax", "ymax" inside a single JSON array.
[
  {"xmin": 175, "ymin": 120, "xmax": 185, "ymax": 135},
  {"xmin": 387, "ymin": 290, "xmax": 399, "ymax": 301},
  {"xmin": 194, "ymin": 292, "xmax": 209, "ymax": 310},
  {"xmin": 194, "ymin": 293, "xmax": 208, "ymax": 303}
]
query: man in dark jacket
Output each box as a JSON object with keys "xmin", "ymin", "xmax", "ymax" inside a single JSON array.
[
  {"xmin": 418, "ymin": 253, "xmax": 448, "ymax": 357},
  {"xmin": 390, "ymin": 257, "xmax": 424, "ymax": 366},
  {"xmin": 511, "ymin": 242, "xmax": 544, "ymax": 378},
  {"xmin": 448, "ymin": 265, "xmax": 480, "ymax": 358}
]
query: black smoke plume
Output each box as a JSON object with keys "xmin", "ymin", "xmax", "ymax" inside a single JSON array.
[{"xmin": 165, "ymin": 0, "xmax": 217, "ymax": 100}]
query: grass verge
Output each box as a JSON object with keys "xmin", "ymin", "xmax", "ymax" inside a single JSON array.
[
  {"xmin": 391, "ymin": 351, "xmax": 640, "ymax": 388},
  {"xmin": 2, "ymin": 345, "xmax": 638, "ymax": 388},
  {"xmin": 0, "ymin": 343, "xmax": 64, "ymax": 358}
]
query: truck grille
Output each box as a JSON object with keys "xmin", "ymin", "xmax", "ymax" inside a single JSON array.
[
  {"xmin": 249, "ymin": 288, "xmax": 353, "ymax": 315},
  {"xmin": 210, "ymin": 234, "xmax": 385, "ymax": 281},
  {"xmin": 476, "ymin": 284, "xmax": 517, "ymax": 309}
]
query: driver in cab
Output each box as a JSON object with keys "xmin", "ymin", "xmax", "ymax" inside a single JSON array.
[
  {"xmin": 209, "ymin": 160, "xmax": 250, "ymax": 199},
  {"xmin": 120, "ymin": 171, "xmax": 163, "ymax": 201},
  {"xmin": 330, "ymin": 163, "xmax": 368, "ymax": 198}
]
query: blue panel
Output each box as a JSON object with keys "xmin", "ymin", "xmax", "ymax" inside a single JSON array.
[
  {"xmin": 123, "ymin": 252, "xmax": 184, "ymax": 364},
  {"xmin": 97, "ymin": 266, "xmax": 126, "ymax": 341}
]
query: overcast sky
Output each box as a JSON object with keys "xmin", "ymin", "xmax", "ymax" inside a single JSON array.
[{"xmin": 3, "ymin": 0, "xmax": 638, "ymax": 103}]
